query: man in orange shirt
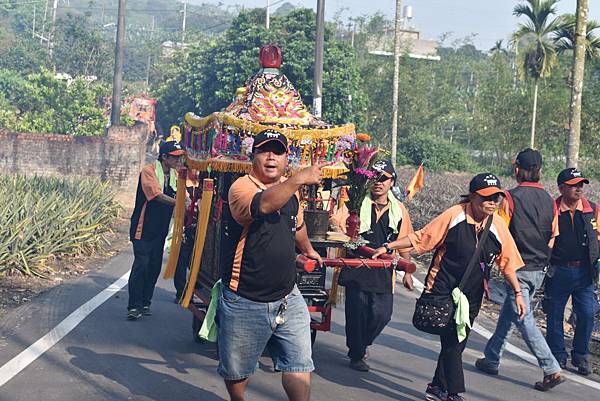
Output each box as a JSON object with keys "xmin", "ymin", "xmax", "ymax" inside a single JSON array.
[
  {"xmin": 217, "ymin": 129, "xmax": 324, "ymax": 401},
  {"xmin": 127, "ymin": 141, "xmax": 184, "ymax": 320},
  {"xmin": 544, "ymin": 168, "xmax": 600, "ymax": 376}
]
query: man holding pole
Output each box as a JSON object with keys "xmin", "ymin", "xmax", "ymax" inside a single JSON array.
[
  {"xmin": 127, "ymin": 141, "xmax": 184, "ymax": 320},
  {"xmin": 331, "ymin": 159, "xmax": 414, "ymax": 372}
]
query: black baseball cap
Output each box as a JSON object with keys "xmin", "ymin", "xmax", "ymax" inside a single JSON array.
[
  {"xmin": 371, "ymin": 159, "xmax": 397, "ymax": 180},
  {"xmin": 557, "ymin": 167, "xmax": 589, "ymax": 186},
  {"xmin": 159, "ymin": 140, "xmax": 185, "ymax": 156},
  {"xmin": 252, "ymin": 129, "xmax": 288, "ymax": 153},
  {"xmin": 514, "ymin": 148, "xmax": 542, "ymax": 170},
  {"xmin": 468, "ymin": 173, "xmax": 503, "ymax": 197}
]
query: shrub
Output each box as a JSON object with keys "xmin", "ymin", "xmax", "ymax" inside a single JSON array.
[
  {"xmin": 0, "ymin": 69, "xmax": 109, "ymax": 136},
  {"xmin": 396, "ymin": 134, "xmax": 478, "ymax": 172},
  {"xmin": 0, "ymin": 176, "xmax": 121, "ymax": 276}
]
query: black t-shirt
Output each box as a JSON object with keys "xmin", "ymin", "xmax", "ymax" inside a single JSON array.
[
  {"xmin": 221, "ymin": 175, "xmax": 302, "ymax": 302},
  {"xmin": 130, "ymin": 163, "xmax": 176, "ymax": 241},
  {"xmin": 338, "ymin": 205, "xmax": 401, "ymax": 293}
]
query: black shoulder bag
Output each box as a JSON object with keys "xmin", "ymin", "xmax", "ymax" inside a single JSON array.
[{"xmin": 412, "ymin": 216, "xmax": 493, "ymax": 335}]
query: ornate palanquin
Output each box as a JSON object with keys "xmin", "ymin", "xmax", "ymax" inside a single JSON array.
[{"xmin": 181, "ymin": 45, "xmax": 355, "ymax": 179}]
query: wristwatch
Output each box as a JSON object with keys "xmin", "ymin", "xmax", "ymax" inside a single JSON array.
[{"xmin": 383, "ymin": 242, "xmax": 393, "ymax": 254}]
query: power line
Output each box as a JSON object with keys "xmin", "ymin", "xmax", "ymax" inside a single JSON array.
[{"xmin": 0, "ymin": 1, "xmax": 44, "ymax": 5}]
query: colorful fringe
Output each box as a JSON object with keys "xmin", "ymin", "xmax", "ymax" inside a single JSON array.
[
  {"xmin": 163, "ymin": 174, "xmax": 187, "ymax": 279},
  {"xmin": 185, "ymin": 112, "xmax": 355, "ymax": 140},
  {"xmin": 181, "ymin": 179, "xmax": 215, "ymax": 308}
]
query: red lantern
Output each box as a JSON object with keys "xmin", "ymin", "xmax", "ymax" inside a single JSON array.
[{"xmin": 259, "ymin": 45, "xmax": 282, "ymax": 68}]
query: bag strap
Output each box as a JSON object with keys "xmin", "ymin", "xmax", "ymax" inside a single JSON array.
[{"xmin": 458, "ymin": 215, "xmax": 493, "ymax": 291}]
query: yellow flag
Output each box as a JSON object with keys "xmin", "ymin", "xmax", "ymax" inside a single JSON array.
[{"xmin": 405, "ymin": 164, "xmax": 424, "ymax": 201}]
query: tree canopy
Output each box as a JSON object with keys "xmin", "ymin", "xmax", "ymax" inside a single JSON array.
[{"xmin": 154, "ymin": 8, "xmax": 367, "ymax": 133}]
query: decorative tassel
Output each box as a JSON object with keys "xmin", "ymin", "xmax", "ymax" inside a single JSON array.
[
  {"xmin": 329, "ymin": 266, "xmax": 342, "ymax": 306},
  {"xmin": 163, "ymin": 172, "xmax": 187, "ymax": 279},
  {"xmin": 186, "ymin": 158, "xmax": 252, "ymax": 174},
  {"xmin": 181, "ymin": 179, "xmax": 215, "ymax": 308},
  {"xmin": 184, "ymin": 111, "xmax": 355, "ymax": 140}
]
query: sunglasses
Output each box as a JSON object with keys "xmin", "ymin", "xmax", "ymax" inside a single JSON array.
[
  {"xmin": 255, "ymin": 146, "xmax": 287, "ymax": 156},
  {"xmin": 376, "ymin": 175, "xmax": 393, "ymax": 183},
  {"xmin": 479, "ymin": 193, "xmax": 503, "ymax": 203}
]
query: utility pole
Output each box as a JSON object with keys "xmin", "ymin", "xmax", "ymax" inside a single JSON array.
[
  {"xmin": 32, "ymin": 4, "xmax": 36, "ymax": 38},
  {"xmin": 110, "ymin": 0, "xmax": 126, "ymax": 126},
  {"xmin": 146, "ymin": 15, "xmax": 155, "ymax": 88},
  {"xmin": 101, "ymin": 1, "xmax": 105, "ymax": 25},
  {"xmin": 390, "ymin": 0, "xmax": 402, "ymax": 169},
  {"xmin": 312, "ymin": 0, "xmax": 325, "ymax": 118},
  {"xmin": 266, "ymin": 0, "xmax": 270, "ymax": 29},
  {"xmin": 40, "ymin": 0, "xmax": 49, "ymax": 44},
  {"xmin": 48, "ymin": 0, "xmax": 58, "ymax": 58},
  {"xmin": 181, "ymin": 1, "xmax": 187, "ymax": 44},
  {"xmin": 566, "ymin": 0, "xmax": 589, "ymax": 168}
]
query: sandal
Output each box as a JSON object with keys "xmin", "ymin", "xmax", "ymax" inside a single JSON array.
[{"xmin": 534, "ymin": 374, "xmax": 565, "ymax": 392}]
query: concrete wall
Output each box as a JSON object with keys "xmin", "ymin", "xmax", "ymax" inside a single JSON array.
[{"xmin": 0, "ymin": 123, "xmax": 149, "ymax": 196}]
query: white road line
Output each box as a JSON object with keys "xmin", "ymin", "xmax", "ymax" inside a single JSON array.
[
  {"xmin": 0, "ymin": 270, "xmax": 130, "ymax": 387},
  {"xmin": 399, "ymin": 272, "xmax": 600, "ymax": 390}
]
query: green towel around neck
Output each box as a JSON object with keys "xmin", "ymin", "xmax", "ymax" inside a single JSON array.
[
  {"xmin": 452, "ymin": 287, "xmax": 471, "ymax": 342},
  {"xmin": 155, "ymin": 160, "xmax": 177, "ymax": 192},
  {"xmin": 359, "ymin": 192, "xmax": 403, "ymax": 234}
]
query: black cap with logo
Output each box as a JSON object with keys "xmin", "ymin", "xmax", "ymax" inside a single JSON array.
[
  {"xmin": 159, "ymin": 140, "xmax": 185, "ymax": 157},
  {"xmin": 371, "ymin": 159, "xmax": 397, "ymax": 181},
  {"xmin": 252, "ymin": 129, "xmax": 288, "ymax": 153},
  {"xmin": 557, "ymin": 167, "xmax": 589, "ymax": 186},
  {"xmin": 514, "ymin": 148, "xmax": 542, "ymax": 170},
  {"xmin": 468, "ymin": 173, "xmax": 503, "ymax": 197}
]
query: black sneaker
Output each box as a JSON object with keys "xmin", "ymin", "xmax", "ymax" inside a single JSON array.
[
  {"xmin": 558, "ymin": 359, "xmax": 568, "ymax": 370},
  {"xmin": 127, "ymin": 308, "xmax": 142, "ymax": 320},
  {"xmin": 142, "ymin": 306, "xmax": 152, "ymax": 316},
  {"xmin": 425, "ymin": 383, "xmax": 447, "ymax": 401},
  {"xmin": 475, "ymin": 358, "xmax": 499, "ymax": 375},
  {"xmin": 572, "ymin": 359, "xmax": 590, "ymax": 376},
  {"xmin": 349, "ymin": 358, "xmax": 370, "ymax": 372}
]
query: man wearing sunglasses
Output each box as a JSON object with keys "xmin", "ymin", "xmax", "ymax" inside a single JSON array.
[
  {"xmin": 218, "ymin": 129, "xmax": 323, "ymax": 401},
  {"xmin": 475, "ymin": 149, "xmax": 564, "ymax": 391},
  {"xmin": 543, "ymin": 168, "xmax": 600, "ymax": 376},
  {"xmin": 331, "ymin": 159, "xmax": 414, "ymax": 372}
]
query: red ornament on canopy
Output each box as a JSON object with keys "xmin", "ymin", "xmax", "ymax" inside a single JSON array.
[{"xmin": 259, "ymin": 44, "xmax": 282, "ymax": 68}]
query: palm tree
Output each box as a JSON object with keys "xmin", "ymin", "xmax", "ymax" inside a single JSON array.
[
  {"xmin": 554, "ymin": 14, "xmax": 600, "ymax": 59},
  {"xmin": 489, "ymin": 40, "xmax": 509, "ymax": 56},
  {"xmin": 555, "ymin": 1, "xmax": 595, "ymax": 168},
  {"xmin": 511, "ymin": 0, "xmax": 564, "ymax": 148}
]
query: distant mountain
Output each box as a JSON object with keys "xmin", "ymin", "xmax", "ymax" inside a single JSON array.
[
  {"xmin": 58, "ymin": 0, "xmax": 234, "ymax": 34},
  {"xmin": 273, "ymin": 2, "xmax": 296, "ymax": 17}
]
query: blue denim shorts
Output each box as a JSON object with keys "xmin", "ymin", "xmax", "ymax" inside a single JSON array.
[{"xmin": 216, "ymin": 284, "xmax": 314, "ymax": 380}]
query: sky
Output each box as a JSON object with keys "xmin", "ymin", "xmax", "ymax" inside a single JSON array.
[{"xmin": 206, "ymin": 0, "xmax": 600, "ymax": 50}]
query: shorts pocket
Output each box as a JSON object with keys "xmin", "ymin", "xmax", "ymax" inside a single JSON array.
[{"xmin": 222, "ymin": 286, "xmax": 241, "ymax": 303}]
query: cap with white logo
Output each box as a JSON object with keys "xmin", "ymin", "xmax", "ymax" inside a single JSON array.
[
  {"xmin": 468, "ymin": 173, "xmax": 503, "ymax": 197},
  {"xmin": 252, "ymin": 129, "xmax": 288, "ymax": 153},
  {"xmin": 557, "ymin": 167, "xmax": 589, "ymax": 186}
]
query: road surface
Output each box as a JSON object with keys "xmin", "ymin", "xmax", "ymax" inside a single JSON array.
[{"xmin": 0, "ymin": 249, "xmax": 598, "ymax": 401}]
